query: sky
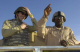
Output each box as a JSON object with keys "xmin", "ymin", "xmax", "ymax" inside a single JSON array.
[{"xmin": 0, "ymin": 0, "xmax": 80, "ymax": 41}]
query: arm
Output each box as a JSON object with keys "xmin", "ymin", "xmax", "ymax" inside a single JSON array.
[
  {"xmin": 2, "ymin": 20, "xmax": 22, "ymax": 37},
  {"xmin": 37, "ymin": 4, "xmax": 52, "ymax": 38},
  {"xmin": 27, "ymin": 17, "xmax": 38, "ymax": 32},
  {"xmin": 23, "ymin": 7, "xmax": 38, "ymax": 32},
  {"xmin": 37, "ymin": 15, "xmax": 49, "ymax": 38},
  {"xmin": 68, "ymin": 29, "xmax": 80, "ymax": 45}
]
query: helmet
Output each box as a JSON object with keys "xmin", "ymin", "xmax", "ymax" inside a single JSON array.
[
  {"xmin": 52, "ymin": 11, "xmax": 66, "ymax": 22},
  {"xmin": 14, "ymin": 7, "xmax": 28, "ymax": 19}
]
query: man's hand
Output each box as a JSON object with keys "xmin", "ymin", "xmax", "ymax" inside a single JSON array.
[
  {"xmin": 21, "ymin": 23, "xmax": 28, "ymax": 29},
  {"xmin": 60, "ymin": 40, "xmax": 68, "ymax": 47},
  {"xmin": 24, "ymin": 7, "xmax": 31, "ymax": 15},
  {"xmin": 44, "ymin": 4, "xmax": 52, "ymax": 17},
  {"xmin": 24, "ymin": 7, "xmax": 34, "ymax": 18}
]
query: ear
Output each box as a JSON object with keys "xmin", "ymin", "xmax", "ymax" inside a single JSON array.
[{"xmin": 16, "ymin": 14, "xmax": 18, "ymax": 17}]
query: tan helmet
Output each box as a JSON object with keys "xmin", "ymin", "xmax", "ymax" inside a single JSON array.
[
  {"xmin": 52, "ymin": 11, "xmax": 66, "ymax": 22},
  {"xmin": 14, "ymin": 7, "xmax": 28, "ymax": 19}
]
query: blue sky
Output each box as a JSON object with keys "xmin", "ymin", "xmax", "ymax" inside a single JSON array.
[{"xmin": 0, "ymin": 0, "xmax": 80, "ymax": 41}]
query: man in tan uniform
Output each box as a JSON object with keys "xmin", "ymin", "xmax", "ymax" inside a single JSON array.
[
  {"xmin": 2, "ymin": 7, "xmax": 37, "ymax": 46},
  {"xmin": 37, "ymin": 4, "xmax": 80, "ymax": 46}
]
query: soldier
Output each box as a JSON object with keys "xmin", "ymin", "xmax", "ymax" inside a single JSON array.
[
  {"xmin": 2, "ymin": 7, "xmax": 37, "ymax": 46},
  {"xmin": 37, "ymin": 4, "xmax": 80, "ymax": 47}
]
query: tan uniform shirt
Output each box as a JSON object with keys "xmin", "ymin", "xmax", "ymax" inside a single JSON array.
[{"xmin": 37, "ymin": 16, "xmax": 80, "ymax": 46}]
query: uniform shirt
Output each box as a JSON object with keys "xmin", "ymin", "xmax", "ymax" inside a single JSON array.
[
  {"xmin": 37, "ymin": 16, "xmax": 80, "ymax": 46},
  {"xmin": 2, "ymin": 18, "xmax": 37, "ymax": 46}
]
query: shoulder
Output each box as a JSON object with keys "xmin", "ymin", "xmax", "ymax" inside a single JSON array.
[
  {"xmin": 4, "ymin": 19, "xmax": 16, "ymax": 23},
  {"xmin": 64, "ymin": 26, "xmax": 71, "ymax": 29},
  {"xmin": 5, "ymin": 19, "xmax": 16, "ymax": 22},
  {"xmin": 64, "ymin": 26, "xmax": 72, "ymax": 30}
]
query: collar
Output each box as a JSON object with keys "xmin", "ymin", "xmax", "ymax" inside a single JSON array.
[{"xmin": 53, "ymin": 26, "xmax": 64, "ymax": 30}]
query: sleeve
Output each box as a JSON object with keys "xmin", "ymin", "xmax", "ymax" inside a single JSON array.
[
  {"xmin": 27, "ymin": 18, "xmax": 38, "ymax": 32},
  {"xmin": 37, "ymin": 15, "xmax": 49, "ymax": 38},
  {"xmin": 2, "ymin": 20, "xmax": 22, "ymax": 37},
  {"xmin": 68, "ymin": 29, "xmax": 80, "ymax": 45}
]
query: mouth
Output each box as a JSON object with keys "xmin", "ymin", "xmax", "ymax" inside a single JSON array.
[{"xmin": 57, "ymin": 20, "xmax": 61, "ymax": 22}]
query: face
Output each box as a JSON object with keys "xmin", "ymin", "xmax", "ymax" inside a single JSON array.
[
  {"xmin": 54, "ymin": 16, "xmax": 64, "ymax": 25},
  {"xmin": 16, "ymin": 12, "xmax": 26, "ymax": 21}
]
